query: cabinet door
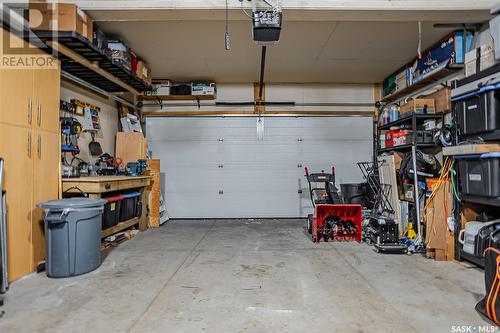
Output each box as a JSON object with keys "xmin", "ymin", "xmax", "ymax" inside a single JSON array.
[
  {"xmin": 33, "ymin": 64, "xmax": 60, "ymax": 133},
  {"xmin": 32, "ymin": 130, "xmax": 60, "ymax": 269},
  {"xmin": 0, "ymin": 124, "xmax": 34, "ymax": 281},
  {"xmin": 0, "ymin": 69, "xmax": 34, "ymax": 128},
  {"xmin": 0, "ymin": 29, "xmax": 34, "ymax": 128}
]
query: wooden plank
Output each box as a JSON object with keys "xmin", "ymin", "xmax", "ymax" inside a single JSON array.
[
  {"xmin": 101, "ymin": 217, "xmax": 139, "ymax": 238},
  {"xmin": 115, "ymin": 132, "xmax": 148, "ymax": 166},
  {"xmin": 62, "ymin": 175, "xmax": 151, "ymax": 183},
  {"xmin": 254, "ymin": 83, "xmax": 265, "ymax": 114},
  {"xmin": 146, "ymin": 160, "xmax": 161, "ymax": 228},
  {"xmin": 46, "ymin": 41, "xmax": 140, "ymax": 95},
  {"xmin": 62, "ymin": 176, "xmax": 152, "ymax": 194},
  {"xmin": 443, "ymin": 144, "xmax": 500, "ymax": 156},
  {"xmin": 143, "ymin": 110, "xmax": 374, "ymax": 117},
  {"xmin": 139, "ymin": 189, "xmax": 148, "ymax": 231}
]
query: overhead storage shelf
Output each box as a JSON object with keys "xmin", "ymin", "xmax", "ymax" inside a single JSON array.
[
  {"xmin": 381, "ymin": 66, "xmax": 463, "ymax": 103},
  {"xmin": 32, "ymin": 31, "xmax": 150, "ymax": 94},
  {"xmin": 140, "ymin": 95, "xmax": 216, "ymax": 101}
]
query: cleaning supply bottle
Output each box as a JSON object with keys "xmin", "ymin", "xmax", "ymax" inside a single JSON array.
[{"xmin": 382, "ymin": 108, "xmax": 390, "ymax": 125}]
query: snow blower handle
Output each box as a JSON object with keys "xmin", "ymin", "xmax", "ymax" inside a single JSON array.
[
  {"xmin": 331, "ymin": 166, "xmax": 336, "ymax": 184},
  {"xmin": 304, "ymin": 167, "xmax": 309, "ymax": 176}
]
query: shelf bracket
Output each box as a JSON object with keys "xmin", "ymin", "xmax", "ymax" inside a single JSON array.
[{"xmin": 156, "ymin": 96, "xmax": 164, "ymax": 110}]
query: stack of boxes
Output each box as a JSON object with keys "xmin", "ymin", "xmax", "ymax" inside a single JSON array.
[
  {"xmin": 382, "ymin": 31, "xmax": 473, "ymax": 99},
  {"xmin": 465, "ymin": 41, "xmax": 499, "ymax": 77}
]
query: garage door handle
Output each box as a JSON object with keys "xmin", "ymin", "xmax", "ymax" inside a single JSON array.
[{"xmin": 298, "ymin": 190, "xmax": 302, "ymax": 194}]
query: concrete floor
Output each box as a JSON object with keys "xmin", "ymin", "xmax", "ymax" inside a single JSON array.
[{"xmin": 0, "ymin": 219, "xmax": 488, "ymax": 333}]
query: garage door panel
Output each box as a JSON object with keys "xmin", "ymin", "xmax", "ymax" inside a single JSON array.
[
  {"xmin": 166, "ymin": 193, "xmax": 224, "ymax": 218},
  {"xmin": 223, "ymin": 193, "xmax": 301, "ymax": 217},
  {"xmin": 147, "ymin": 116, "xmax": 372, "ymax": 218}
]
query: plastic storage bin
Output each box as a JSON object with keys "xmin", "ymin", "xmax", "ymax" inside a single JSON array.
[
  {"xmin": 454, "ymin": 85, "xmax": 500, "ymax": 140},
  {"xmin": 38, "ymin": 198, "xmax": 106, "ymax": 278},
  {"xmin": 102, "ymin": 195, "xmax": 123, "ymax": 230},
  {"xmin": 457, "ymin": 153, "xmax": 500, "ymax": 198},
  {"xmin": 120, "ymin": 192, "xmax": 141, "ymax": 222}
]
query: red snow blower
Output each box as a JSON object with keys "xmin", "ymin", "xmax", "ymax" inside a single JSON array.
[{"xmin": 304, "ymin": 167, "xmax": 362, "ymax": 243}]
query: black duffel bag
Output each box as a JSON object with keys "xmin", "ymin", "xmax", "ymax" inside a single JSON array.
[{"xmin": 476, "ymin": 247, "xmax": 500, "ymax": 326}]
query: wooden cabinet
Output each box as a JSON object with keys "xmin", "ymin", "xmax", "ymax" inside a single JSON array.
[
  {"xmin": 33, "ymin": 68, "xmax": 60, "ymax": 133},
  {"xmin": 32, "ymin": 130, "xmax": 60, "ymax": 268},
  {"xmin": 0, "ymin": 27, "xmax": 61, "ymax": 281},
  {"xmin": 0, "ymin": 124, "xmax": 34, "ymax": 281}
]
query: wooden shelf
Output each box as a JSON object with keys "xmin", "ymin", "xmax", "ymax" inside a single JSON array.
[
  {"xmin": 32, "ymin": 31, "xmax": 150, "ymax": 94},
  {"xmin": 381, "ymin": 66, "xmax": 463, "ymax": 103},
  {"xmin": 140, "ymin": 95, "xmax": 215, "ymax": 101},
  {"xmin": 443, "ymin": 144, "xmax": 500, "ymax": 156},
  {"xmin": 101, "ymin": 217, "xmax": 139, "ymax": 238},
  {"xmin": 378, "ymin": 113, "xmax": 443, "ymax": 130}
]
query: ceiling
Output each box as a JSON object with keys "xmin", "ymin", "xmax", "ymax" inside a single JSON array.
[{"xmin": 94, "ymin": 9, "xmax": 492, "ymax": 84}]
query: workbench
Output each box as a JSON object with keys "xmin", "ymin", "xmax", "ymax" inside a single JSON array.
[{"xmin": 62, "ymin": 176, "xmax": 152, "ymax": 238}]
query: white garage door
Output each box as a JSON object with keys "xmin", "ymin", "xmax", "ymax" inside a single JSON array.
[{"xmin": 146, "ymin": 117, "xmax": 373, "ymax": 218}]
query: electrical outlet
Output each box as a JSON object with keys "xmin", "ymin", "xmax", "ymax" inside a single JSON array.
[{"xmin": 447, "ymin": 217, "xmax": 455, "ymax": 232}]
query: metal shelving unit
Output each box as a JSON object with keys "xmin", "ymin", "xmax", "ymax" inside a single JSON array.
[
  {"xmin": 377, "ymin": 112, "xmax": 445, "ymax": 246},
  {"xmin": 451, "ymin": 70, "xmax": 500, "ymax": 267},
  {"xmin": 31, "ymin": 31, "xmax": 150, "ymax": 94}
]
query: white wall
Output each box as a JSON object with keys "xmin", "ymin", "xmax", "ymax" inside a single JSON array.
[
  {"xmin": 142, "ymin": 83, "xmax": 375, "ymax": 114},
  {"xmin": 60, "ymin": 80, "xmax": 119, "ymax": 162}
]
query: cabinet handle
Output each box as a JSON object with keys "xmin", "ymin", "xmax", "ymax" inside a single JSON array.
[
  {"xmin": 37, "ymin": 134, "xmax": 41, "ymax": 159},
  {"xmin": 27, "ymin": 133, "xmax": 32, "ymax": 158},
  {"xmin": 37, "ymin": 104, "xmax": 41, "ymax": 126},
  {"xmin": 28, "ymin": 99, "xmax": 32, "ymax": 125}
]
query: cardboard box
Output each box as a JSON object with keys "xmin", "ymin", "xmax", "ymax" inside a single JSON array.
[
  {"xmin": 480, "ymin": 42, "xmax": 497, "ymax": 72},
  {"xmin": 465, "ymin": 48, "xmax": 478, "ymax": 77},
  {"xmin": 136, "ymin": 60, "xmax": 152, "ymax": 85},
  {"xmin": 412, "ymin": 31, "xmax": 473, "ymax": 84},
  {"xmin": 30, "ymin": 3, "xmax": 93, "ymax": 41},
  {"xmin": 426, "ymin": 87, "xmax": 451, "ymax": 113},
  {"xmin": 191, "ymin": 82, "xmax": 216, "ymax": 96},
  {"xmin": 400, "ymin": 98, "xmax": 435, "ymax": 115},
  {"xmin": 424, "ymin": 180, "xmax": 455, "ymax": 261},
  {"xmin": 147, "ymin": 79, "xmax": 171, "ymax": 96}
]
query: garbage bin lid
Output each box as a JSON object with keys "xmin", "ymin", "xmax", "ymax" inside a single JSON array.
[{"xmin": 38, "ymin": 198, "xmax": 106, "ymax": 209}]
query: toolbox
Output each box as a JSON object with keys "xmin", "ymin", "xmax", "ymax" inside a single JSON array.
[
  {"xmin": 457, "ymin": 153, "xmax": 500, "ymax": 198},
  {"xmin": 454, "ymin": 84, "xmax": 500, "ymax": 140}
]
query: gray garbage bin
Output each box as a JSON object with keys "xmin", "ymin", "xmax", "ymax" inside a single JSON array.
[{"xmin": 38, "ymin": 198, "xmax": 106, "ymax": 278}]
